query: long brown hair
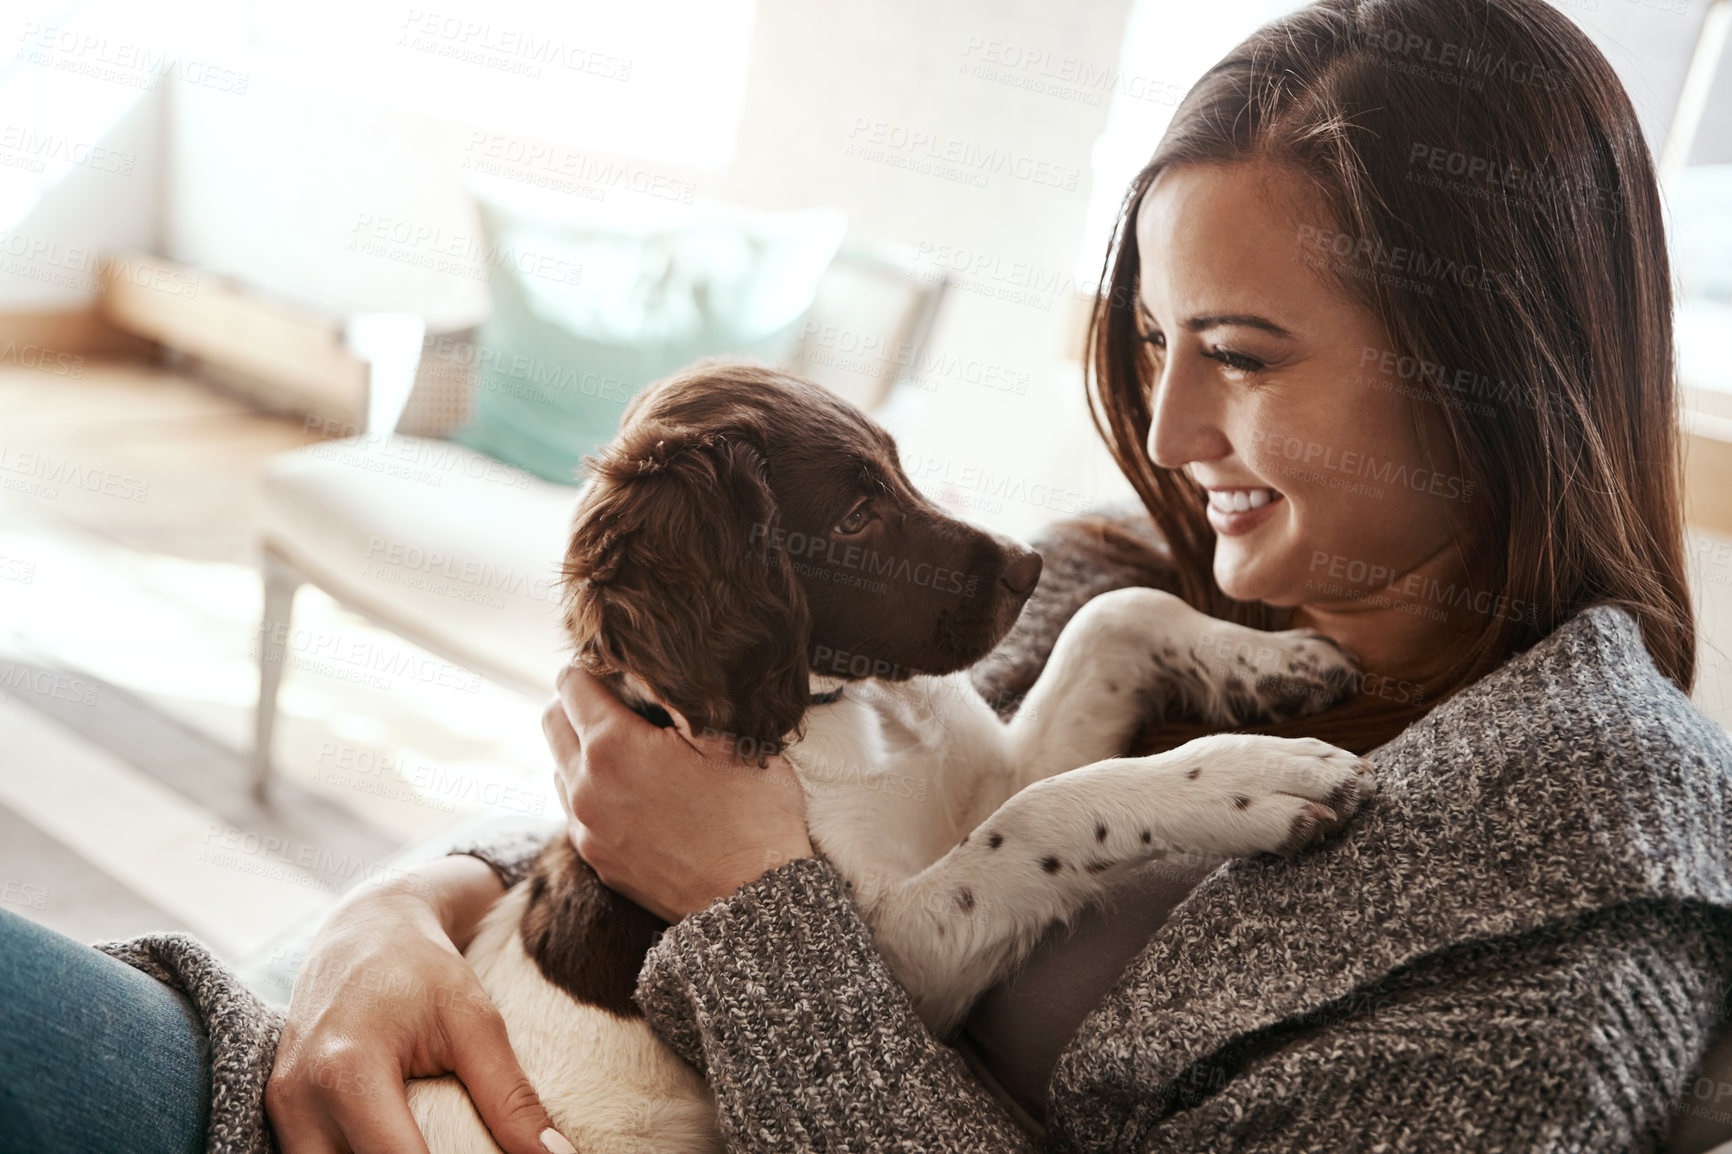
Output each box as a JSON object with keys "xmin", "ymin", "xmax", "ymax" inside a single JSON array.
[{"xmin": 1088, "ymin": 0, "xmax": 1692, "ymax": 755}]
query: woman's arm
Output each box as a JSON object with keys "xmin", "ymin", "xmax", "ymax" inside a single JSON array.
[
  {"xmin": 266, "ymin": 855, "xmax": 578, "ymax": 1154},
  {"xmin": 546, "ymin": 667, "xmax": 1040, "ymax": 1151},
  {"xmin": 448, "ymin": 825, "xmax": 558, "ymax": 899},
  {"xmin": 636, "ymin": 855, "xmax": 1041, "ymax": 1151},
  {"xmin": 1082, "ymin": 900, "xmax": 1732, "ymax": 1153}
]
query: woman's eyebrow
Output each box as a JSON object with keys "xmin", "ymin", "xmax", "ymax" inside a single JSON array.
[
  {"xmin": 1183, "ymin": 313, "xmax": 1295, "ymax": 338},
  {"xmin": 1134, "ymin": 301, "xmax": 1295, "ymax": 339}
]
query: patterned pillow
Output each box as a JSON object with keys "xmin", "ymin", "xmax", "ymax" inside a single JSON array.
[{"xmin": 452, "ymin": 177, "xmax": 846, "ymax": 484}]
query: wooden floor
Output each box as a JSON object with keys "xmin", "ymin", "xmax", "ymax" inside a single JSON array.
[
  {"xmin": 0, "ymin": 359, "xmax": 321, "ymax": 563},
  {"xmin": 0, "ymin": 359, "xmax": 554, "ymax": 960}
]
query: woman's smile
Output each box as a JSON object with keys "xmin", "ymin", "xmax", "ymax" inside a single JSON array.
[{"xmin": 1201, "ymin": 485, "xmax": 1286, "ymax": 536}]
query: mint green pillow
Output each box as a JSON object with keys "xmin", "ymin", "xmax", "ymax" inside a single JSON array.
[{"xmin": 453, "ymin": 180, "xmax": 847, "ymax": 484}]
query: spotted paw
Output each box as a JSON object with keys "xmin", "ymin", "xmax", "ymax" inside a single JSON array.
[{"xmin": 1164, "ymin": 734, "xmax": 1377, "ymax": 858}]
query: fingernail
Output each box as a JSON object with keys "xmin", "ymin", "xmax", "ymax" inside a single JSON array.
[{"xmin": 541, "ymin": 1127, "xmax": 578, "ymax": 1154}]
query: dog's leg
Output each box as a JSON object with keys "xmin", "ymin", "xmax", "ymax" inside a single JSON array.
[
  {"xmin": 1005, "ymin": 587, "xmax": 1358, "ymax": 791},
  {"xmin": 859, "ymin": 733, "xmax": 1374, "ymax": 1037}
]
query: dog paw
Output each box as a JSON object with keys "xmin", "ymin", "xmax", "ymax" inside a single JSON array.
[
  {"xmin": 1262, "ymin": 741, "xmax": 1378, "ymax": 853},
  {"xmin": 1169, "ymin": 735, "xmax": 1376, "ymax": 858}
]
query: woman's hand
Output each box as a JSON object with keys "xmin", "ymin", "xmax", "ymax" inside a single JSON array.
[
  {"xmin": 265, "ymin": 855, "xmax": 577, "ymax": 1154},
  {"xmin": 543, "ymin": 664, "xmax": 815, "ymax": 922}
]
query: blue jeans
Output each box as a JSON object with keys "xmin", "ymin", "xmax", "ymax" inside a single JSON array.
[{"xmin": 0, "ymin": 907, "xmax": 210, "ymax": 1154}]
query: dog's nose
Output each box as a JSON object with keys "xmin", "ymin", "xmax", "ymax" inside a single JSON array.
[{"xmin": 1000, "ymin": 550, "xmax": 1043, "ymax": 597}]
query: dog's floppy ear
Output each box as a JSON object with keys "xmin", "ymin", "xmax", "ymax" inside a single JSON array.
[{"xmin": 561, "ymin": 423, "xmax": 810, "ymax": 763}]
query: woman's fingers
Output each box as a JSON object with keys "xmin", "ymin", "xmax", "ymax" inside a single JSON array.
[
  {"xmin": 445, "ymin": 999, "xmax": 575, "ymax": 1154},
  {"xmin": 542, "ymin": 662, "xmax": 816, "ymax": 920},
  {"xmin": 265, "ymin": 868, "xmax": 535, "ymax": 1154},
  {"xmin": 543, "ymin": 694, "xmax": 602, "ymax": 832},
  {"xmin": 268, "ymin": 1051, "xmax": 427, "ymax": 1154},
  {"xmin": 268, "ymin": 1093, "xmax": 352, "ymax": 1154},
  {"xmin": 326, "ymin": 1081, "xmax": 433, "ymax": 1154},
  {"xmin": 555, "ymin": 663, "xmax": 636, "ymax": 740},
  {"xmin": 541, "ymin": 695, "xmax": 581, "ymax": 767}
]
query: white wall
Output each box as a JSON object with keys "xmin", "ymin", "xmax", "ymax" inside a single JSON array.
[
  {"xmin": 163, "ymin": 68, "xmax": 496, "ymax": 331},
  {"xmin": 705, "ymin": 0, "xmax": 1139, "ymax": 533},
  {"xmin": 0, "ymin": 80, "xmax": 163, "ymax": 310}
]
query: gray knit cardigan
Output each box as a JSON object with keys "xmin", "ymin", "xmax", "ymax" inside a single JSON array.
[{"xmin": 98, "ymin": 598, "xmax": 1732, "ymax": 1152}]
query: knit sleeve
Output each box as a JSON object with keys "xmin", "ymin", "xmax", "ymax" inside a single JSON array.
[
  {"xmin": 1115, "ymin": 900, "xmax": 1732, "ymax": 1153},
  {"xmin": 633, "ymin": 853, "xmax": 1040, "ymax": 1153},
  {"xmin": 447, "ymin": 826, "xmax": 551, "ymax": 890}
]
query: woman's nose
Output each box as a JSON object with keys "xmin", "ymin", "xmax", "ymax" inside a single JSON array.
[{"xmin": 1145, "ymin": 356, "xmax": 1229, "ymax": 470}]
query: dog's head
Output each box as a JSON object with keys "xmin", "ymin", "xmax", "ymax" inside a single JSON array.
[{"xmin": 560, "ymin": 361, "xmax": 1041, "ymax": 760}]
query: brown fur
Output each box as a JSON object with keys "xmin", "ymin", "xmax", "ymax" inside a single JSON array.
[
  {"xmin": 518, "ymin": 839, "xmax": 667, "ymax": 1019},
  {"xmin": 560, "ymin": 420, "xmax": 812, "ymax": 759}
]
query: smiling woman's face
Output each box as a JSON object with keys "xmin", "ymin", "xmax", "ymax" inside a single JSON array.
[{"xmin": 1135, "ymin": 160, "xmax": 1463, "ymax": 611}]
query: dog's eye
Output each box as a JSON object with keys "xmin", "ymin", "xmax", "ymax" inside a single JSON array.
[{"xmin": 834, "ymin": 502, "xmax": 872, "ymax": 535}]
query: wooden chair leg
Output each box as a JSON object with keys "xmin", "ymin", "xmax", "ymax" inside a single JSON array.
[{"xmin": 253, "ymin": 548, "xmax": 303, "ymax": 804}]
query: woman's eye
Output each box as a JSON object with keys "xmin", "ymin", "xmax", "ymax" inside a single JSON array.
[
  {"xmin": 1140, "ymin": 329, "xmax": 1167, "ymax": 352},
  {"xmin": 1209, "ymin": 347, "xmax": 1265, "ymax": 373},
  {"xmin": 834, "ymin": 503, "xmax": 871, "ymax": 534}
]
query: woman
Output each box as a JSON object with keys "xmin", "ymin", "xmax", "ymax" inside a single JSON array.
[
  {"xmin": 267, "ymin": 0, "xmax": 1732, "ymax": 1149},
  {"xmin": 7, "ymin": 0, "xmax": 1729, "ymax": 1151}
]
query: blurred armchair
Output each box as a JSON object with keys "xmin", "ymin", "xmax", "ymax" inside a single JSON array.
[{"xmin": 251, "ymin": 242, "xmax": 947, "ymax": 799}]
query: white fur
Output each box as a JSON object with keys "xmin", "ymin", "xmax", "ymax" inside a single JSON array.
[
  {"xmin": 408, "ymin": 885, "xmax": 722, "ymax": 1153},
  {"xmin": 410, "ymin": 586, "xmax": 1371, "ymax": 1150}
]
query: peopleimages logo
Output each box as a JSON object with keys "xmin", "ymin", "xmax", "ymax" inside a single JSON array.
[
  {"xmin": 1248, "ymin": 429, "xmax": 1475, "ymax": 503},
  {"xmin": 363, "ymin": 537, "xmax": 560, "ymax": 605},
  {"xmin": 1358, "ymin": 28, "xmax": 1572, "ymax": 93},
  {"xmin": 0, "ymin": 665, "xmax": 97, "ymax": 706},
  {"xmin": 397, "ymin": 10, "xmax": 633, "ymax": 82},
  {"xmin": 1357, "ymin": 345, "xmax": 1536, "ymax": 412},
  {"xmin": 957, "ymin": 36, "xmax": 1186, "ymax": 109},
  {"xmin": 0, "ymin": 125, "xmax": 135, "ymax": 175},
  {"xmin": 0, "ymin": 880, "xmax": 49, "ymax": 910},
  {"xmin": 0, "ymin": 340, "xmax": 82, "ymax": 377},
  {"xmin": 844, "ymin": 119, "xmax": 1081, "ymax": 190},
  {"xmin": 1294, "ymin": 223, "xmax": 1510, "ymax": 297},
  {"xmin": 1306, "ymin": 550, "xmax": 1538, "ymax": 626},
  {"xmin": 748, "ymin": 523, "xmax": 981, "ymax": 598},
  {"xmin": 0, "ymin": 446, "xmax": 149, "ymax": 500},
  {"xmin": 1405, "ymin": 142, "xmax": 1623, "ymax": 216}
]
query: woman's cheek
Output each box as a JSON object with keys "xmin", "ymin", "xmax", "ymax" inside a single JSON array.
[
  {"xmin": 1247, "ymin": 437, "xmax": 1330, "ymax": 585},
  {"xmin": 1220, "ymin": 438, "xmax": 1376, "ymax": 605},
  {"xmin": 1205, "ymin": 482, "xmax": 1313, "ymax": 605},
  {"xmin": 1224, "ymin": 485, "xmax": 1322, "ymax": 605},
  {"xmin": 1267, "ymin": 463, "xmax": 1458, "ymax": 606}
]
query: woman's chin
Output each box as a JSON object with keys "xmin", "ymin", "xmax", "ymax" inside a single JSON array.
[
  {"xmin": 1213, "ymin": 567, "xmax": 1261, "ymax": 603},
  {"xmin": 1213, "ymin": 555, "xmax": 1297, "ymax": 607}
]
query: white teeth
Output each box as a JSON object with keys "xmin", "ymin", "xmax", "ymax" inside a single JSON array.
[{"xmin": 1207, "ymin": 488, "xmax": 1279, "ymax": 513}]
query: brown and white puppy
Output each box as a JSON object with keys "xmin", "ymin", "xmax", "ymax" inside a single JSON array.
[{"xmin": 405, "ymin": 361, "xmax": 1374, "ymax": 1153}]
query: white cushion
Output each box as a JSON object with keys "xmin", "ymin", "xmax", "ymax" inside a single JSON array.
[{"xmin": 260, "ymin": 435, "xmax": 580, "ymax": 695}]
